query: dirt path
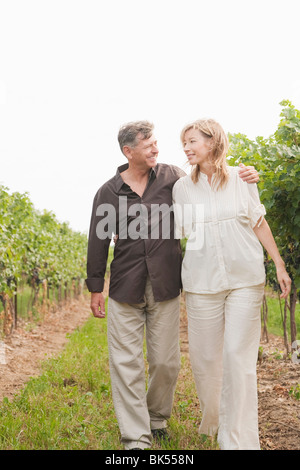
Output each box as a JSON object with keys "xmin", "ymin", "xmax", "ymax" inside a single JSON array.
[
  {"xmin": 0, "ymin": 290, "xmax": 299, "ymax": 450},
  {"xmin": 0, "ymin": 296, "xmax": 91, "ymax": 402}
]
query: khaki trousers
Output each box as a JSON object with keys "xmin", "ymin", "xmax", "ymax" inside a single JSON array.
[
  {"xmin": 107, "ymin": 277, "xmax": 181, "ymax": 450},
  {"xmin": 185, "ymin": 284, "xmax": 264, "ymax": 450}
]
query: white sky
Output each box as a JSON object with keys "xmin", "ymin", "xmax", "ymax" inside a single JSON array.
[{"xmin": 0, "ymin": 0, "xmax": 300, "ymax": 233}]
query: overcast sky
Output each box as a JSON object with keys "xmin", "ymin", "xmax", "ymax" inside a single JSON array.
[{"xmin": 1, "ymin": 0, "xmax": 300, "ymax": 233}]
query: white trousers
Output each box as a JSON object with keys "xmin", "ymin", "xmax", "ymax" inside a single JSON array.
[
  {"xmin": 107, "ymin": 277, "xmax": 181, "ymax": 450},
  {"xmin": 185, "ymin": 284, "xmax": 264, "ymax": 450}
]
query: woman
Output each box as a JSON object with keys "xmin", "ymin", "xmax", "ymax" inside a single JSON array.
[{"xmin": 172, "ymin": 118, "xmax": 291, "ymax": 450}]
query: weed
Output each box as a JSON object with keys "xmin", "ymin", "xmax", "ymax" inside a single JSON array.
[{"xmin": 289, "ymin": 383, "xmax": 300, "ymax": 400}]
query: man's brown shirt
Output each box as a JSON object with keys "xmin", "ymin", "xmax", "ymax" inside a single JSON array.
[{"xmin": 86, "ymin": 162, "xmax": 185, "ymax": 303}]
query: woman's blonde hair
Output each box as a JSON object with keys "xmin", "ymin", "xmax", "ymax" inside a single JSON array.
[{"xmin": 180, "ymin": 118, "xmax": 229, "ymax": 189}]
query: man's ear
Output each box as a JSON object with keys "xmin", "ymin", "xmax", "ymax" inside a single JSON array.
[{"xmin": 123, "ymin": 145, "xmax": 132, "ymax": 160}]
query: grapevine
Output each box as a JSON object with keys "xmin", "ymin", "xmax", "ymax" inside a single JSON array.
[
  {"xmin": 228, "ymin": 100, "xmax": 300, "ymax": 350},
  {"xmin": 0, "ymin": 186, "xmax": 87, "ymax": 334}
]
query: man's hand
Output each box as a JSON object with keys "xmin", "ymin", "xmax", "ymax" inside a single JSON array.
[
  {"xmin": 90, "ymin": 292, "xmax": 106, "ymax": 318},
  {"xmin": 238, "ymin": 163, "xmax": 259, "ymax": 184}
]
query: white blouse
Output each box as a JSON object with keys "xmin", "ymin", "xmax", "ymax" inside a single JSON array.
[{"xmin": 172, "ymin": 166, "xmax": 266, "ymax": 294}]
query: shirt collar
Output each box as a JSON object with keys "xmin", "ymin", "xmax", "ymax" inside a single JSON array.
[{"xmin": 115, "ymin": 163, "xmax": 158, "ymax": 192}]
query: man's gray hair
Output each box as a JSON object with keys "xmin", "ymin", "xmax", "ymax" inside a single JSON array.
[{"xmin": 118, "ymin": 121, "xmax": 154, "ymax": 154}]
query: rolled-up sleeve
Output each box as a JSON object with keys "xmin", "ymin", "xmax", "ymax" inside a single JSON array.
[{"xmin": 247, "ymin": 183, "xmax": 266, "ymax": 228}]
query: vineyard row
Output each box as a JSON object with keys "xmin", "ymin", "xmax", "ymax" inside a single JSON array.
[{"xmin": 0, "ymin": 185, "xmax": 87, "ymax": 335}]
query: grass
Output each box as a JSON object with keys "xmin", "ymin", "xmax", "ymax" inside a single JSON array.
[
  {"xmin": 0, "ymin": 314, "xmax": 120, "ymax": 450},
  {"xmin": 0, "ymin": 302, "xmax": 207, "ymax": 451}
]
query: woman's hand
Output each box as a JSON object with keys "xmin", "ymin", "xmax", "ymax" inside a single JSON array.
[
  {"xmin": 276, "ymin": 264, "xmax": 292, "ymax": 299},
  {"xmin": 253, "ymin": 218, "xmax": 292, "ymax": 299}
]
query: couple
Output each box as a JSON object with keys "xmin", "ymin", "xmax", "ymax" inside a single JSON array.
[{"xmin": 86, "ymin": 120, "xmax": 291, "ymax": 451}]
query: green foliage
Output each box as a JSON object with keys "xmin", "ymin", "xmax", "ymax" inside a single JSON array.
[
  {"xmin": 0, "ymin": 186, "xmax": 87, "ymax": 296},
  {"xmin": 228, "ymin": 100, "xmax": 300, "ymax": 292}
]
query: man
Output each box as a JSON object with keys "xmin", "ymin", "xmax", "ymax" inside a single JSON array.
[{"xmin": 86, "ymin": 121, "xmax": 258, "ymax": 450}]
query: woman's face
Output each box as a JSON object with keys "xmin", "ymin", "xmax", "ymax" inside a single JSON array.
[{"xmin": 182, "ymin": 128, "xmax": 211, "ymax": 166}]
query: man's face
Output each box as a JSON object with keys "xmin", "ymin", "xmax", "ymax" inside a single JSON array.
[{"xmin": 128, "ymin": 133, "xmax": 159, "ymax": 169}]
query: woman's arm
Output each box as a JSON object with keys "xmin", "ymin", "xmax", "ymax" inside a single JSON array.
[{"xmin": 253, "ymin": 218, "xmax": 292, "ymax": 298}]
